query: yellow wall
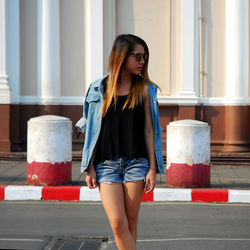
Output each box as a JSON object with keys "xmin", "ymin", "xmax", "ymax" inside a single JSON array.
[
  {"xmin": 200, "ymin": 0, "xmax": 226, "ymax": 98},
  {"xmin": 20, "ymin": 0, "xmax": 37, "ymax": 96},
  {"xmin": 170, "ymin": 0, "xmax": 181, "ymax": 96},
  {"xmin": 116, "ymin": 0, "xmax": 171, "ymax": 95},
  {"xmin": 60, "ymin": 0, "xmax": 85, "ymax": 97}
]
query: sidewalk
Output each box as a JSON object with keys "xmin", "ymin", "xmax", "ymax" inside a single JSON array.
[{"xmin": 1, "ymin": 160, "xmax": 250, "ymax": 203}]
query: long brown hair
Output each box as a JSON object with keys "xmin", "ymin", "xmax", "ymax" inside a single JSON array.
[{"xmin": 101, "ymin": 34, "xmax": 154, "ymax": 116}]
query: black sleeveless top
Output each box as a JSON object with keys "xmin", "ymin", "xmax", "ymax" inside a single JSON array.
[{"xmin": 94, "ymin": 94, "xmax": 148, "ymax": 165}]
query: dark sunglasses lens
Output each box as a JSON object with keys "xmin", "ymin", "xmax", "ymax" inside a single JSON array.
[
  {"xmin": 135, "ymin": 54, "xmax": 148, "ymax": 62},
  {"xmin": 135, "ymin": 54, "xmax": 142, "ymax": 62}
]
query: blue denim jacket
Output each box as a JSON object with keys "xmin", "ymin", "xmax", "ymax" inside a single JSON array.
[{"xmin": 77, "ymin": 76, "xmax": 164, "ymax": 174}]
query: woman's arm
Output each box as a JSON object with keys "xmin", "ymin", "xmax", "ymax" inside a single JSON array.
[
  {"xmin": 86, "ymin": 146, "xmax": 97, "ymax": 189},
  {"xmin": 143, "ymin": 84, "xmax": 156, "ymax": 193}
]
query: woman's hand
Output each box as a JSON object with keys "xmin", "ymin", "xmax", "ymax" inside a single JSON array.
[
  {"xmin": 145, "ymin": 168, "xmax": 156, "ymax": 193},
  {"xmin": 86, "ymin": 165, "xmax": 97, "ymax": 189}
]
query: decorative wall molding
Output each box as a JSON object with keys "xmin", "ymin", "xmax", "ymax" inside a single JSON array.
[
  {"xmin": 20, "ymin": 96, "xmax": 84, "ymax": 105},
  {"xmin": 20, "ymin": 96, "xmax": 37, "ymax": 104},
  {"xmin": 19, "ymin": 95, "xmax": 250, "ymax": 106},
  {"xmin": 201, "ymin": 97, "xmax": 250, "ymax": 106},
  {"xmin": 158, "ymin": 96, "xmax": 250, "ymax": 106},
  {"xmin": 60, "ymin": 96, "xmax": 84, "ymax": 105},
  {"xmin": 158, "ymin": 95, "xmax": 199, "ymax": 105}
]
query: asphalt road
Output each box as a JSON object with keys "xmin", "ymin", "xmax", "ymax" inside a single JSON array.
[{"xmin": 0, "ymin": 201, "xmax": 250, "ymax": 250}]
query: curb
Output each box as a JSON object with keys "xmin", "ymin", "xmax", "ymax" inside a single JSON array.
[{"xmin": 1, "ymin": 185, "xmax": 250, "ymax": 203}]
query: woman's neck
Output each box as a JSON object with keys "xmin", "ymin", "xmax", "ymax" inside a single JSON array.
[
  {"xmin": 117, "ymin": 71, "xmax": 132, "ymax": 95},
  {"xmin": 120, "ymin": 70, "xmax": 132, "ymax": 86}
]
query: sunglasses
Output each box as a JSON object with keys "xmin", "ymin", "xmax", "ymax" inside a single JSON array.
[{"xmin": 129, "ymin": 53, "xmax": 148, "ymax": 63}]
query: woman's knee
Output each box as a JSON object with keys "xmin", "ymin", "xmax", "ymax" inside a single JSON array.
[
  {"xmin": 127, "ymin": 215, "xmax": 138, "ymax": 229},
  {"xmin": 110, "ymin": 217, "xmax": 129, "ymax": 236}
]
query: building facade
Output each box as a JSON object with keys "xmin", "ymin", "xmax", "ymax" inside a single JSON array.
[{"xmin": 0, "ymin": 0, "xmax": 249, "ymax": 156}]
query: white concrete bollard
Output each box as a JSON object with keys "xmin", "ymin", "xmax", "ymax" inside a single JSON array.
[
  {"xmin": 166, "ymin": 119, "xmax": 210, "ymax": 187},
  {"xmin": 27, "ymin": 115, "xmax": 72, "ymax": 186}
]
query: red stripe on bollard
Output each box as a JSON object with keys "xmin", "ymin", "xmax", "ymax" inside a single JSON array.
[
  {"xmin": 0, "ymin": 186, "xmax": 6, "ymax": 200},
  {"xmin": 27, "ymin": 161, "xmax": 72, "ymax": 186},
  {"xmin": 167, "ymin": 163, "xmax": 210, "ymax": 187},
  {"xmin": 42, "ymin": 186, "xmax": 81, "ymax": 201},
  {"xmin": 192, "ymin": 189, "xmax": 229, "ymax": 203},
  {"xmin": 141, "ymin": 189, "xmax": 153, "ymax": 202}
]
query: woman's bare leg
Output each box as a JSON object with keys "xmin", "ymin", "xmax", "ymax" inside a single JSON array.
[
  {"xmin": 124, "ymin": 180, "xmax": 145, "ymax": 241},
  {"xmin": 99, "ymin": 183, "xmax": 136, "ymax": 250}
]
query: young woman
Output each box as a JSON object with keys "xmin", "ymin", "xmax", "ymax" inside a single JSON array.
[{"xmin": 78, "ymin": 34, "xmax": 164, "ymax": 250}]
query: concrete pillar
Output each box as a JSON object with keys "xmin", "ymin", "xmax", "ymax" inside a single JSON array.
[
  {"xmin": 37, "ymin": 0, "xmax": 61, "ymax": 107},
  {"xmin": 0, "ymin": 0, "xmax": 10, "ymax": 104},
  {"xmin": 84, "ymin": 0, "xmax": 104, "ymax": 93},
  {"xmin": 225, "ymin": 0, "xmax": 248, "ymax": 101},
  {"xmin": 178, "ymin": 0, "xmax": 199, "ymax": 100},
  {"xmin": 27, "ymin": 115, "xmax": 72, "ymax": 186},
  {"xmin": 6, "ymin": 0, "xmax": 20, "ymax": 104},
  {"xmin": 166, "ymin": 120, "xmax": 210, "ymax": 187},
  {"xmin": 0, "ymin": 0, "xmax": 11, "ymax": 152},
  {"xmin": 224, "ymin": 0, "xmax": 249, "ymax": 151}
]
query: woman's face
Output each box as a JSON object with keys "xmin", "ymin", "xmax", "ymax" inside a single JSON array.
[{"xmin": 123, "ymin": 44, "xmax": 147, "ymax": 76}]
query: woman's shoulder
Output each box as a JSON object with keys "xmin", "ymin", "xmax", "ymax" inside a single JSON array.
[
  {"xmin": 90, "ymin": 75, "xmax": 107, "ymax": 88},
  {"xmin": 144, "ymin": 79, "xmax": 157, "ymax": 89},
  {"xmin": 142, "ymin": 81, "xmax": 153, "ymax": 100},
  {"xmin": 85, "ymin": 75, "xmax": 108, "ymax": 97},
  {"xmin": 144, "ymin": 80, "xmax": 158, "ymax": 96}
]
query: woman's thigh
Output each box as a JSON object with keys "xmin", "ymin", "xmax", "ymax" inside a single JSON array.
[
  {"xmin": 124, "ymin": 180, "xmax": 145, "ymax": 220},
  {"xmin": 99, "ymin": 183, "xmax": 127, "ymax": 225}
]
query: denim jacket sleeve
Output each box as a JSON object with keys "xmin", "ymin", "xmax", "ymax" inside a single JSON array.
[
  {"xmin": 80, "ymin": 79, "xmax": 104, "ymax": 172},
  {"xmin": 148, "ymin": 82, "xmax": 164, "ymax": 174},
  {"xmin": 75, "ymin": 85, "xmax": 92, "ymax": 133}
]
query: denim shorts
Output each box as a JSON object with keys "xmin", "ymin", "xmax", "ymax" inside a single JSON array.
[{"xmin": 95, "ymin": 157, "xmax": 149, "ymax": 184}]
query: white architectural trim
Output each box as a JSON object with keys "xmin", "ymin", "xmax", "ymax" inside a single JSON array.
[
  {"xmin": 158, "ymin": 95, "xmax": 199, "ymax": 105},
  {"xmin": 201, "ymin": 97, "xmax": 250, "ymax": 106},
  {"xmin": 178, "ymin": 0, "xmax": 199, "ymax": 98},
  {"xmin": 6, "ymin": 0, "xmax": 20, "ymax": 104},
  {"xmin": 20, "ymin": 96, "xmax": 37, "ymax": 104},
  {"xmin": 158, "ymin": 96, "xmax": 250, "ymax": 106},
  {"xmin": 0, "ymin": 0, "xmax": 10, "ymax": 104},
  {"xmin": 60, "ymin": 96, "xmax": 84, "ymax": 105},
  {"xmin": 84, "ymin": 0, "xmax": 104, "ymax": 93},
  {"xmin": 20, "ymin": 96, "xmax": 84, "ymax": 105},
  {"xmin": 20, "ymin": 96, "xmax": 250, "ymax": 106},
  {"xmin": 37, "ymin": 0, "xmax": 61, "ymax": 105},
  {"xmin": 225, "ymin": 0, "xmax": 249, "ymax": 100}
]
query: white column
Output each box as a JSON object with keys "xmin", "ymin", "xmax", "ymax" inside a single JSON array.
[
  {"xmin": 84, "ymin": 0, "xmax": 104, "ymax": 93},
  {"xmin": 6, "ymin": 0, "xmax": 20, "ymax": 104},
  {"xmin": 0, "ymin": 0, "xmax": 10, "ymax": 104},
  {"xmin": 225, "ymin": 0, "xmax": 249, "ymax": 104},
  {"xmin": 178, "ymin": 0, "xmax": 199, "ymax": 100},
  {"xmin": 37, "ymin": 0, "xmax": 61, "ymax": 105}
]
